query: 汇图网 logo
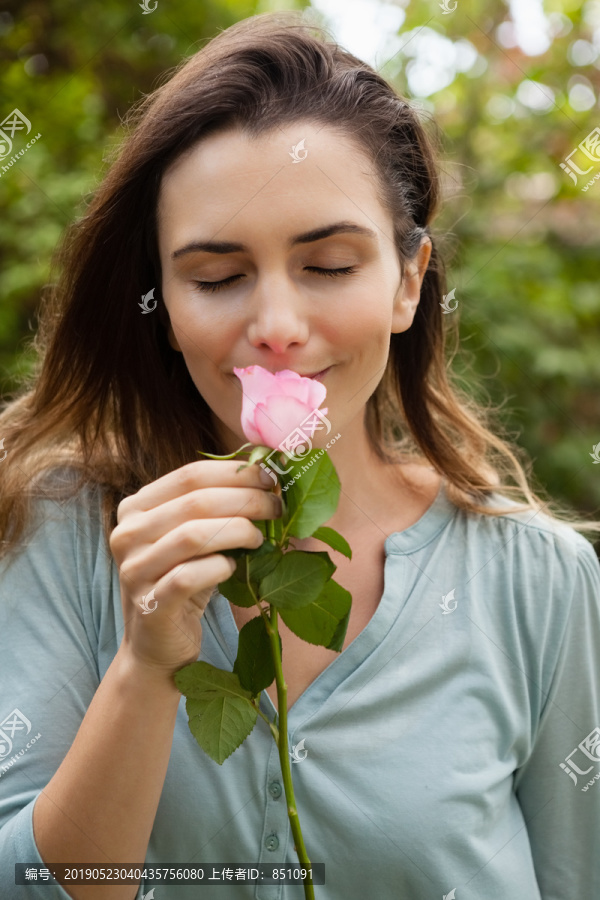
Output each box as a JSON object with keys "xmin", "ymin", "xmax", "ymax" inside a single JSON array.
[
  {"xmin": 559, "ymin": 725, "xmax": 600, "ymax": 791},
  {"xmin": 0, "ymin": 708, "xmax": 32, "ymax": 760},
  {"xmin": 0, "ymin": 109, "xmax": 32, "ymax": 161}
]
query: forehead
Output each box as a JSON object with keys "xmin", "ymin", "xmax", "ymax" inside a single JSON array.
[{"xmin": 156, "ymin": 122, "xmax": 382, "ymax": 238}]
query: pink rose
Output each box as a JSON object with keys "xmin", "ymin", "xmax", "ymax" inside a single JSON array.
[{"xmin": 233, "ymin": 365, "xmax": 328, "ymax": 449}]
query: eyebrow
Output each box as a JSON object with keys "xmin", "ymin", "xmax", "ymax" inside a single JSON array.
[{"xmin": 171, "ymin": 221, "xmax": 377, "ymax": 260}]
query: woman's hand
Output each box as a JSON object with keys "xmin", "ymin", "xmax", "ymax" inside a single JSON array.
[{"xmin": 109, "ymin": 459, "xmax": 281, "ymax": 680}]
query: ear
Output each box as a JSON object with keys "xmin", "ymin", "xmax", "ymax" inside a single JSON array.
[
  {"xmin": 391, "ymin": 236, "xmax": 432, "ymax": 333},
  {"xmin": 157, "ymin": 291, "xmax": 182, "ymax": 352}
]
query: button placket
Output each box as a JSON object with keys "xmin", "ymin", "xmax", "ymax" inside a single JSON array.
[{"xmin": 255, "ymin": 738, "xmax": 290, "ymax": 899}]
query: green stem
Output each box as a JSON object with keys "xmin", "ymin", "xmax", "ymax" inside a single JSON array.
[
  {"xmin": 264, "ymin": 520, "xmax": 315, "ymax": 899},
  {"xmin": 197, "ymin": 443, "xmax": 253, "ymax": 460},
  {"xmin": 252, "ymin": 700, "xmax": 279, "ymax": 740}
]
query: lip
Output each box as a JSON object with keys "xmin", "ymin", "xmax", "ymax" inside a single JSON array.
[
  {"xmin": 306, "ymin": 366, "xmax": 332, "ymax": 381},
  {"xmin": 230, "ymin": 366, "xmax": 333, "ymax": 380}
]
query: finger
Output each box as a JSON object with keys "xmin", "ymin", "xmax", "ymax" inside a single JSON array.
[
  {"xmin": 117, "ymin": 459, "xmax": 273, "ymax": 524},
  {"xmin": 121, "ymin": 516, "xmax": 264, "ymax": 587},
  {"xmin": 117, "ymin": 485, "xmax": 281, "ymax": 548},
  {"xmin": 148, "ymin": 553, "xmax": 238, "ymax": 614}
]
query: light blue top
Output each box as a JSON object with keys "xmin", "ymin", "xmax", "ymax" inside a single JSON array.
[{"xmin": 1, "ymin": 470, "xmax": 599, "ymax": 899}]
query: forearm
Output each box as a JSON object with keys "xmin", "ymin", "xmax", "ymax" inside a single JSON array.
[{"xmin": 32, "ymin": 647, "xmax": 181, "ymax": 900}]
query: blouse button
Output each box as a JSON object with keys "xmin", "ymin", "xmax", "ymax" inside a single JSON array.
[
  {"xmin": 265, "ymin": 833, "xmax": 279, "ymax": 851},
  {"xmin": 268, "ymin": 781, "xmax": 282, "ymax": 798}
]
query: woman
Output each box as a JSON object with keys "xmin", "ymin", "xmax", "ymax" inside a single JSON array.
[{"xmin": 0, "ymin": 11, "xmax": 598, "ymax": 900}]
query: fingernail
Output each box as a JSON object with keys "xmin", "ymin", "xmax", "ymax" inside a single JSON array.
[{"xmin": 259, "ymin": 465, "xmax": 275, "ymax": 486}]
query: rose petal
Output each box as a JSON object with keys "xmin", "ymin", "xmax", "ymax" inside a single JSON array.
[
  {"xmin": 253, "ymin": 395, "xmax": 319, "ymax": 450},
  {"xmin": 233, "ymin": 364, "xmax": 328, "ymax": 448}
]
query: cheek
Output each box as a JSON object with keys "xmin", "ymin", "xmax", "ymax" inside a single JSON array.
[
  {"xmin": 183, "ymin": 365, "xmax": 243, "ymax": 429},
  {"xmin": 327, "ymin": 303, "xmax": 390, "ymax": 350},
  {"xmin": 171, "ymin": 312, "xmax": 229, "ymax": 363}
]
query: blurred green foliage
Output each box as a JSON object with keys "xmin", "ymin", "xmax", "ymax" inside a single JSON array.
[
  {"xmin": 0, "ymin": 0, "xmax": 599, "ymax": 519},
  {"xmin": 382, "ymin": 0, "xmax": 600, "ymax": 517}
]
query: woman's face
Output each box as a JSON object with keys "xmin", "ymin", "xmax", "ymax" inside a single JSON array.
[{"xmin": 156, "ymin": 121, "xmax": 431, "ymax": 452}]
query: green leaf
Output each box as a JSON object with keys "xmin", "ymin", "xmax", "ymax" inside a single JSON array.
[
  {"xmin": 244, "ymin": 445, "xmax": 273, "ymax": 467},
  {"xmin": 232, "ymin": 550, "xmax": 256, "ymax": 582},
  {"xmin": 279, "ymin": 578, "xmax": 352, "ymax": 649},
  {"xmin": 174, "ymin": 662, "xmax": 258, "ymax": 765},
  {"xmin": 220, "ymin": 545, "xmax": 252, "ymax": 564},
  {"xmin": 258, "ymin": 549, "xmax": 335, "ymax": 609},
  {"xmin": 218, "ymin": 571, "xmax": 257, "ymax": 607},
  {"xmin": 174, "ymin": 660, "xmax": 254, "ymax": 701},
  {"xmin": 247, "ymin": 542, "xmax": 282, "ymax": 581},
  {"xmin": 326, "ymin": 604, "xmax": 351, "ymax": 652},
  {"xmin": 185, "ymin": 695, "xmax": 258, "ymax": 765},
  {"xmin": 282, "ymin": 452, "xmax": 341, "ymax": 539},
  {"xmin": 218, "ymin": 543, "xmax": 283, "ymax": 607},
  {"xmin": 271, "ymin": 514, "xmax": 284, "ymax": 544},
  {"xmin": 233, "ymin": 614, "xmax": 280, "ymax": 695},
  {"xmin": 312, "ymin": 526, "xmax": 352, "ymax": 559}
]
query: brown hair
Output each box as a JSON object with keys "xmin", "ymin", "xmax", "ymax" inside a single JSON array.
[{"xmin": 1, "ymin": 9, "xmax": 598, "ymax": 564}]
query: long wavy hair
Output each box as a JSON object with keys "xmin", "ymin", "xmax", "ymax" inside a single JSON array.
[{"xmin": 1, "ymin": 9, "xmax": 598, "ymax": 564}]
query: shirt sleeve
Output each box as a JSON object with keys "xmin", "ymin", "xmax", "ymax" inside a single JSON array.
[
  {"xmin": 0, "ymin": 482, "xmax": 146, "ymax": 899},
  {"xmin": 514, "ymin": 533, "xmax": 600, "ymax": 899}
]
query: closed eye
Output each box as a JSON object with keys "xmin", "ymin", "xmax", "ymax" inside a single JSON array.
[{"xmin": 191, "ymin": 266, "xmax": 357, "ymax": 294}]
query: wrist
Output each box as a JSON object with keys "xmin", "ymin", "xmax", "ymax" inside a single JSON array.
[{"xmin": 113, "ymin": 645, "xmax": 183, "ymax": 700}]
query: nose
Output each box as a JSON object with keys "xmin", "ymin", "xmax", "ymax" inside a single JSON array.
[{"xmin": 246, "ymin": 275, "xmax": 310, "ymax": 355}]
